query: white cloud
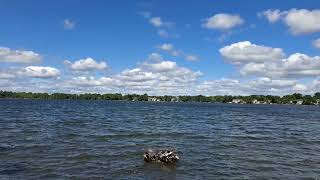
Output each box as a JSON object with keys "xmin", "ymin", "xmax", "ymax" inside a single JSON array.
[
  {"xmin": 64, "ymin": 58, "xmax": 107, "ymax": 71},
  {"xmin": 61, "ymin": 54, "xmax": 202, "ymax": 95},
  {"xmin": 8, "ymin": 65, "xmax": 306, "ymax": 95},
  {"xmin": 196, "ymin": 77, "xmax": 303, "ymax": 96},
  {"xmin": 21, "ymin": 66, "xmax": 60, "ymax": 78},
  {"xmin": 70, "ymin": 76, "xmax": 115, "ymax": 86},
  {"xmin": 312, "ymin": 38, "xmax": 320, "ymax": 49},
  {"xmin": 198, "ymin": 79, "xmax": 247, "ymax": 95},
  {"xmin": 260, "ymin": 9, "xmax": 320, "ymax": 35},
  {"xmin": 157, "ymin": 43, "xmax": 199, "ymax": 61},
  {"xmin": 240, "ymin": 53, "xmax": 320, "ymax": 78},
  {"xmin": 63, "ymin": 19, "xmax": 75, "ymax": 30},
  {"xmin": 292, "ymin": 83, "xmax": 308, "ymax": 91},
  {"xmin": 1, "ymin": 42, "xmax": 318, "ymax": 95},
  {"xmin": 258, "ymin": 9, "xmax": 286, "ymax": 23},
  {"xmin": 158, "ymin": 43, "xmax": 174, "ymax": 51},
  {"xmin": 140, "ymin": 12, "xmax": 176, "ymax": 38},
  {"xmin": 149, "ymin": 17, "xmax": 171, "ymax": 28},
  {"xmin": 248, "ymin": 77, "xmax": 296, "ymax": 88},
  {"xmin": 284, "ymin": 9, "xmax": 320, "ymax": 34},
  {"xmin": 219, "ymin": 41, "xmax": 285, "ymax": 64},
  {"xmin": 220, "ymin": 41, "xmax": 320, "ymax": 83},
  {"xmin": 185, "ymin": 55, "xmax": 199, "ymax": 61},
  {"xmin": 148, "ymin": 53, "xmax": 163, "ymax": 61},
  {"xmin": 149, "ymin": 17, "xmax": 163, "ymax": 27},
  {"xmin": 144, "ymin": 61, "xmax": 177, "ymax": 72},
  {"xmin": 116, "ymin": 68, "xmax": 159, "ymax": 83},
  {"xmin": 0, "ymin": 46, "xmax": 41, "ymax": 64},
  {"xmin": 281, "ymin": 53, "xmax": 320, "ymax": 77},
  {"xmin": 240, "ymin": 62, "xmax": 267, "ymax": 76},
  {"xmin": 202, "ymin": 13, "xmax": 244, "ymax": 30},
  {"xmin": 0, "ymin": 66, "xmax": 60, "ymax": 80}
]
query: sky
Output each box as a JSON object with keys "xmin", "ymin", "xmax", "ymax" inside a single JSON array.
[{"xmin": 1, "ymin": 0, "xmax": 320, "ymax": 95}]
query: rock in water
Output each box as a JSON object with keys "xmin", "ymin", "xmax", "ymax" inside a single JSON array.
[{"xmin": 144, "ymin": 149, "xmax": 179, "ymax": 163}]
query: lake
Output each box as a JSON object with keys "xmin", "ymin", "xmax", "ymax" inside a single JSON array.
[{"xmin": 0, "ymin": 99, "xmax": 319, "ymax": 179}]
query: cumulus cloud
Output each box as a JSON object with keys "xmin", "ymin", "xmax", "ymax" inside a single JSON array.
[
  {"xmin": 248, "ymin": 77, "xmax": 296, "ymax": 88},
  {"xmin": 157, "ymin": 43, "xmax": 180, "ymax": 56},
  {"xmin": 159, "ymin": 43, "xmax": 174, "ymax": 51},
  {"xmin": 157, "ymin": 43, "xmax": 199, "ymax": 61},
  {"xmin": 149, "ymin": 17, "xmax": 171, "ymax": 27},
  {"xmin": 141, "ymin": 13, "xmax": 168, "ymax": 27},
  {"xmin": 148, "ymin": 53, "xmax": 163, "ymax": 61},
  {"xmin": 1, "ymin": 42, "xmax": 317, "ymax": 95},
  {"xmin": 116, "ymin": 60, "xmax": 202, "ymax": 89},
  {"xmin": 312, "ymin": 38, "xmax": 320, "ymax": 49},
  {"xmin": 0, "ymin": 46, "xmax": 41, "ymax": 64},
  {"xmin": 21, "ymin": 66, "xmax": 60, "ymax": 78},
  {"xmin": 202, "ymin": 13, "xmax": 244, "ymax": 30},
  {"xmin": 61, "ymin": 54, "xmax": 202, "ymax": 95},
  {"xmin": 158, "ymin": 43, "xmax": 175, "ymax": 53},
  {"xmin": 63, "ymin": 19, "xmax": 75, "ymax": 30},
  {"xmin": 219, "ymin": 41, "xmax": 320, "ymax": 94},
  {"xmin": 219, "ymin": 41, "xmax": 285, "ymax": 64},
  {"xmin": 292, "ymin": 83, "xmax": 308, "ymax": 91},
  {"xmin": 147, "ymin": 16, "xmax": 173, "ymax": 29},
  {"xmin": 139, "ymin": 12, "xmax": 176, "ymax": 38},
  {"xmin": 240, "ymin": 53, "xmax": 320, "ymax": 78},
  {"xmin": 280, "ymin": 53, "xmax": 320, "ymax": 77},
  {"xmin": 116, "ymin": 68, "xmax": 159, "ymax": 83},
  {"xmin": 258, "ymin": 9, "xmax": 286, "ymax": 23},
  {"xmin": 259, "ymin": 9, "xmax": 320, "ymax": 35},
  {"xmin": 240, "ymin": 62, "xmax": 267, "ymax": 76},
  {"xmin": 196, "ymin": 77, "xmax": 302, "ymax": 96},
  {"xmin": 0, "ymin": 66, "xmax": 60, "ymax": 79},
  {"xmin": 284, "ymin": 9, "xmax": 320, "ymax": 34},
  {"xmin": 64, "ymin": 58, "xmax": 107, "ymax": 71},
  {"xmin": 185, "ymin": 55, "xmax": 199, "ymax": 61},
  {"xmin": 144, "ymin": 61, "xmax": 177, "ymax": 72},
  {"xmin": 69, "ymin": 76, "xmax": 115, "ymax": 86}
]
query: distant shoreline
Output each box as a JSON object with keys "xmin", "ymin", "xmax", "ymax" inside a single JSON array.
[
  {"xmin": 1, "ymin": 90, "xmax": 320, "ymax": 106},
  {"xmin": 1, "ymin": 97, "xmax": 318, "ymax": 107}
]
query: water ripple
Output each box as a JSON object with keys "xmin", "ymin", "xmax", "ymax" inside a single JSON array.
[{"xmin": 0, "ymin": 100, "xmax": 319, "ymax": 179}]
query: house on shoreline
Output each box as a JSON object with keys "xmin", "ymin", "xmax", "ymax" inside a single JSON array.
[
  {"xmin": 148, "ymin": 97, "xmax": 161, "ymax": 102},
  {"xmin": 289, "ymin": 99, "xmax": 303, "ymax": 105},
  {"xmin": 252, "ymin": 99, "xmax": 271, "ymax": 104},
  {"xmin": 147, "ymin": 96, "xmax": 181, "ymax": 102},
  {"xmin": 231, "ymin": 99, "xmax": 243, "ymax": 104}
]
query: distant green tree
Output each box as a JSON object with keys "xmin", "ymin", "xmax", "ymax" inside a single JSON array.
[
  {"xmin": 314, "ymin": 92, "xmax": 320, "ymax": 99},
  {"xmin": 302, "ymin": 95, "xmax": 315, "ymax": 105},
  {"xmin": 1, "ymin": 90, "xmax": 320, "ymax": 105},
  {"xmin": 292, "ymin": 93, "xmax": 303, "ymax": 99}
]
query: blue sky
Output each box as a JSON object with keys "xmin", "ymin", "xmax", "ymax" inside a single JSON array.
[{"xmin": 1, "ymin": 0, "xmax": 320, "ymax": 95}]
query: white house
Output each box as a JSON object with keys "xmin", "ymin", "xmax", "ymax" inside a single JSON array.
[
  {"xmin": 296, "ymin": 100, "xmax": 303, "ymax": 105},
  {"xmin": 232, "ymin": 99, "xmax": 242, "ymax": 104}
]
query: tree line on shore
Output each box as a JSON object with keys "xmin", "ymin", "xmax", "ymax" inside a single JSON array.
[{"xmin": 1, "ymin": 90, "xmax": 320, "ymax": 105}]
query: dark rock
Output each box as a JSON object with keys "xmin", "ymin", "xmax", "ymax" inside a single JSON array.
[{"xmin": 144, "ymin": 149, "xmax": 179, "ymax": 164}]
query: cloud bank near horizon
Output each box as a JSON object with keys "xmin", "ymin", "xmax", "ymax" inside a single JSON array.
[{"xmin": 1, "ymin": 40, "xmax": 320, "ymax": 96}]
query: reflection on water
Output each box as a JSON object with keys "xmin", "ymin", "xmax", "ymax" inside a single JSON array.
[
  {"xmin": 0, "ymin": 99, "xmax": 320, "ymax": 179},
  {"xmin": 143, "ymin": 162, "xmax": 177, "ymax": 179}
]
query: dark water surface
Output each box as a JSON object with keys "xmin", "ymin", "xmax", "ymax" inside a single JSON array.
[{"xmin": 0, "ymin": 99, "xmax": 319, "ymax": 179}]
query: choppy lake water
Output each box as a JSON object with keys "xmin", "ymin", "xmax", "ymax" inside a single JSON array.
[{"xmin": 0, "ymin": 99, "xmax": 319, "ymax": 179}]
